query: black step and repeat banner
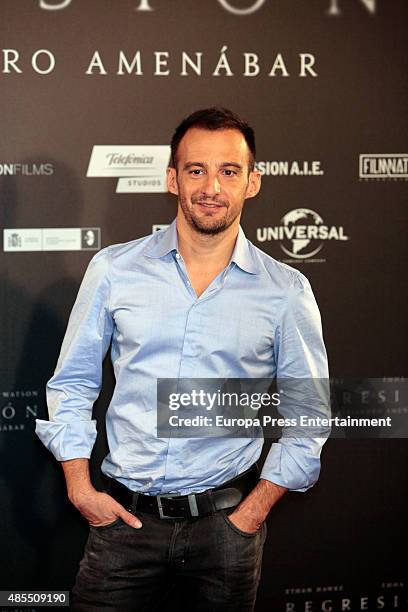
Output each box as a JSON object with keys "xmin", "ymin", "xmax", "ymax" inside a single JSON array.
[{"xmin": 1, "ymin": 1, "xmax": 407, "ymax": 610}]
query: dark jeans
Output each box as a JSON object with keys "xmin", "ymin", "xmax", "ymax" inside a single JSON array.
[{"xmin": 71, "ymin": 508, "xmax": 267, "ymax": 612}]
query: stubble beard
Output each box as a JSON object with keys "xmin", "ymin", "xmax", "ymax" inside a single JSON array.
[{"xmin": 179, "ymin": 194, "xmax": 243, "ymax": 236}]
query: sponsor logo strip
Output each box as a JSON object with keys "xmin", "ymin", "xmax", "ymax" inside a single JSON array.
[{"xmin": 3, "ymin": 228, "xmax": 100, "ymax": 252}]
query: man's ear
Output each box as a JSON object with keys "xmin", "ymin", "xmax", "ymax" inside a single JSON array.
[
  {"xmin": 167, "ymin": 167, "xmax": 179, "ymax": 196},
  {"xmin": 245, "ymin": 170, "xmax": 261, "ymax": 199}
]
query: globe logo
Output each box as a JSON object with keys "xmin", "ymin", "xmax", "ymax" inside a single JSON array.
[
  {"xmin": 256, "ymin": 208, "xmax": 348, "ymax": 259},
  {"xmin": 280, "ymin": 208, "xmax": 324, "ymax": 259}
]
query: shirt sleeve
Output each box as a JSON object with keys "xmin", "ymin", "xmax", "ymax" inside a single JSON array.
[
  {"xmin": 260, "ymin": 273, "xmax": 330, "ymax": 492},
  {"xmin": 35, "ymin": 248, "xmax": 114, "ymax": 461}
]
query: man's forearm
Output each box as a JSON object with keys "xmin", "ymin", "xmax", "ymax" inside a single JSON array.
[
  {"xmin": 230, "ymin": 478, "xmax": 288, "ymax": 531},
  {"xmin": 61, "ymin": 458, "xmax": 95, "ymax": 503}
]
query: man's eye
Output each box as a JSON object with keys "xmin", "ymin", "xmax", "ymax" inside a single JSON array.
[
  {"xmin": 223, "ymin": 169, "xmax": 237, "ymax": 176},
  {"xmin": 190, "ymin": 169, "xmax": 204, "ymax": 175}
]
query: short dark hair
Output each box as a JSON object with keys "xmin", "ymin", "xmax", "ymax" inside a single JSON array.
[{"xmin": 170, "ymin": 107, "xmax": 256, "ymax": 171}]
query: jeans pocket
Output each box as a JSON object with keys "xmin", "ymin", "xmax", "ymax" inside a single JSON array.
[
  {"xmin": 220, "ymin": 510, "xmax": 261, "ymax": 538},
  {"xmin": 91, "ymin": 517, "xmax": 124, "ymax": 531}
]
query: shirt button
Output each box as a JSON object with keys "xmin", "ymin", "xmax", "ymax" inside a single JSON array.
[{"xmin": 175, "ymin": 253, "xmax": 180, "ymax": 259}]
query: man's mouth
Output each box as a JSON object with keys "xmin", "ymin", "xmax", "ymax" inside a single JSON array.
[{"xmin": 195, "ymin": 201, "xmax": 226, "ymax": 209}]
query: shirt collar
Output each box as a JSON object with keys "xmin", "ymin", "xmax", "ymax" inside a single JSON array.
[
  {"xmin": 230, "ymin": 225, "xmax": 259, "ymax": 275},
  {"xmin": 145, "ymin": 219, "xmax": 179, "ymax": 259},
  {"xmin": 145, "ymin": 218, "xmax": 259, "ymax": 275}
]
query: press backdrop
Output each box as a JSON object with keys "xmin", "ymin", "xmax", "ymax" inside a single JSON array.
[{"xmin": 1, "ymin": 1, "xmax": 407, "ymax": 610}]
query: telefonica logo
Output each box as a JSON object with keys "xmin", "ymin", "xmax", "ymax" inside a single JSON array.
[
  {"xmin": 106, "ymin": 153, "xmax": 154, "ymax": 167},
  {"xmin": 87, "ymin": 145, "xmax": 170, "ymax": 193},
  {"xmin": 36, "ymin": 0, "xmax": 376, "ymax": 16},
  {"xmin": 257, "ymin": 208, "xmax": 349, "ymax": 262}
]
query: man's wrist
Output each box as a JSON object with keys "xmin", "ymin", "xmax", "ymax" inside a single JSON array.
[
  {"xmin": 68, "ymin": 484, "xmax": 97, "ymax": 506},
  {"xmin": 61, "ymin": 457, "xmax": 95, "ymax": 505},
  {"xmin": 235, "ymin": 478, "xmax": 288, "ymax": 524}
]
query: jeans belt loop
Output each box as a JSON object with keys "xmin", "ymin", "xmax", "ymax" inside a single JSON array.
[
  {"xmin": 131, "ymin": 492, "xmax": 139, "ymax": 515},
  {"xmin": 207, "ymin": 489, "xmax": 217, "ymax": 514}
]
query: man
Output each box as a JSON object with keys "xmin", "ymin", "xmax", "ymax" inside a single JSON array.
[{"xmin": 36, "ymin": 107, "xmax": 329, "ymax": 611}]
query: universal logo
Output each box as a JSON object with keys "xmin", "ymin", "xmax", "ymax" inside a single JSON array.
[
  {"xmin": 359, "ymin": 154, "xmax": 408, "ymax": 180},
  {"xmin": 257, "ymin": 208, "xmax": 349, "ymax": 263},
  {"xmin": 0, "ymin": 163, "xmax": 54, "ymax": 176},
  {"xmin": 36, "ymin": 0, "xmax": 377, "ymax": 17}
]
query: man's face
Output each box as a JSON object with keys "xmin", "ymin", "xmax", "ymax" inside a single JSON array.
[{"xmin": 167, "ymin": 128, "xmax": 261, "ymax": 235}]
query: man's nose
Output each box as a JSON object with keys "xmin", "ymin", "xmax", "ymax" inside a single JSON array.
[{"xmin": 202, "ymin": 173, "xmax": 221, "ymax": 195}]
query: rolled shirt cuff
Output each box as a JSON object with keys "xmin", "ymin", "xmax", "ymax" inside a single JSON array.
[
  {"xmin": 260, "ymin": 440, "xmax": 322, "ymax": 493},
  {"xmin": 35, "ymin": 419, "xmax": 98, "ymax": 461}
]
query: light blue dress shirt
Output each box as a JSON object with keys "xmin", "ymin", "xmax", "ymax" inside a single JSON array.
[{"xmin": 36, "ymin": 219, "xmax": 329, "ymax": 495}]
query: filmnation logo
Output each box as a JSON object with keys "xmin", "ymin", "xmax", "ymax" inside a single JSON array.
[
  {"xmin": 359, "ymin": 154, "xmax": 408, "ymax": 180},
  {"xmin": 257, "ymin": 208, "xmax": 349, "ymax": 261}
]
